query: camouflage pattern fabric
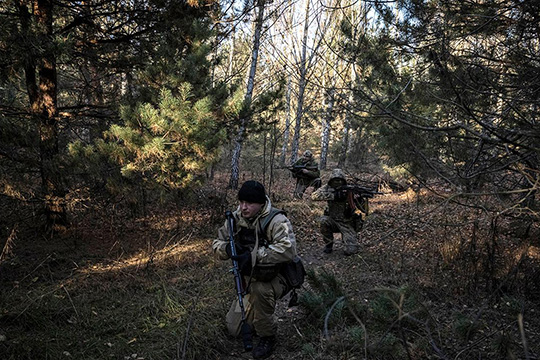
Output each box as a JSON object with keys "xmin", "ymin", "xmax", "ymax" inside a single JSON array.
[
  {"xmin": 311, "ymin": 169, "xmax": 360, "ymax": 255},
  {"xmin": 213, "ymin": 197, "xmax": 296, "ymax": 337}
]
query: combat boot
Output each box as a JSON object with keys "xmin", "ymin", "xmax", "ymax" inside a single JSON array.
[{"xmin": 252, "ymin": 336, "xmax": 276, "ymax": 359}]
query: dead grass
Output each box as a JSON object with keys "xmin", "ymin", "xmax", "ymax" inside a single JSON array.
[{"xmin": 1, "ymin": 174, "xmax": 539, "ymax": 359}]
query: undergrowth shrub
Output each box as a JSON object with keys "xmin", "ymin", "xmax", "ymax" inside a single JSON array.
[
  {"xmin": 453, "ymin": 313, "xmax": 483, "ymax": 341},
  {"xmin": 368, "ymin": 332, "xmax": 401, "ymax": 358},
  {"xmin": 299, "ymin": 269, "xmax": 431, "ymax": 359},
  {"xmin": 492, "ymin": 331, "xmax": 517, "ymax": 359}
]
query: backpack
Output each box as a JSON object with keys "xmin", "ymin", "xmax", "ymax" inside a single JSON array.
[
  {"xmin": 259, "ymin": 208, "xmax": 306, "ymax": 289},
  {"xmin": 258, "ymin": 207, "xmax": 286, "ymax": 239}
]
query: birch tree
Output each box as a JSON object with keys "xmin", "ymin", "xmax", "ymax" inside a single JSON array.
[
  {"xmin": 289, "ymin": 0, "xmax": 312, "ymax": 164},
  {"xmin": 265, "ymin": 0, "xmax": 335, "ymax": 165},
  {"xmin": 229, "ymin": 0, "xmax": 266, "ymax": 189},
  {"xmin": 320, "ymin": 64, "xmax": 337, "ymax": 170},
  {"xmin": 337, "ymin": 1, "xmax": 368, "ymax": 168},
  {"xmin": 279, "ymin": 73, "xmax": 293, "ymax": 166}
]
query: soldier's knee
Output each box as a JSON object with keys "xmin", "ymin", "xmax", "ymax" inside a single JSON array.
[{"xmin": 250, "ymin": 281, "xmax": 273, "ymax": 301}]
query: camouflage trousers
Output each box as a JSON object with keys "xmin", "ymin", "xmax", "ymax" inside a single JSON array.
[
  {"xmin": 319, "ymin": 215, "xmax": 359, "ymax": 255},
  {"xmin": 226, "ymin": 274, "xmax": 289, "ymax": 338},
  {"xmin": 294, "ymin": 178, "xmax": 322, "ymax": 198}
]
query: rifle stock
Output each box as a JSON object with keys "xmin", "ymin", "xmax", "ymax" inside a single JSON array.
[{"xmin": 225, "ymin": 211, "xmax": 253, "ymax": 351}]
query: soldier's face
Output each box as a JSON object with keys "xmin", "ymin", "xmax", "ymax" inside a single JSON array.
[
  {"xmin": 329, "ymin": 178, "xmax": 346, "ymax": 188},
  {"xmin": 239, "ymin": 201, "xmax": 263, "ymax": 219}
]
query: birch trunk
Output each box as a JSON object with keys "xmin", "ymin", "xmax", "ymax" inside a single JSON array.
[
  {"xmin": 338, "ymin": 1, "xmax": 364, "ymax": 169},
  {"xmin": 229, "ymin": 0, "xmax": 266, "ymax": 189},
  {"xmin": 338, "ymin": 67, "xmax": 356, "ymax": 168},
  {"xmin": 290, "ymin": 0, "xmax": 310, "ymax": 164},
  {"xmin": 280, "ymin": 73, "xmax": 292, "ymax": 166},
  {"xmin": 320, "ymin": 67, "xmax": 337, "ymax": 170}
]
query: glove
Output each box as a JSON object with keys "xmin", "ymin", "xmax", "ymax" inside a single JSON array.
[
  {"xmin": 225, "ymin": 243, "xmax": 243, "ymax": 258},
  {"xmin": 231, "ymin": 251, "xmax": 252, "ymax": 274}
]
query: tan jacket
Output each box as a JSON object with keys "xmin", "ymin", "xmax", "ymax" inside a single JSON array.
[{"xmin": 212, "ymin": 197, "xmax": 296, "ymax": 265}]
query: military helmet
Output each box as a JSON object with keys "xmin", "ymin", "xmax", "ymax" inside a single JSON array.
[
  {"xmin": 328, "ymin": 168, "xmax": 346, "ymax": 187},
  {"xmin": 303, "ymin": 150, "xmax": 313, "ymax": 158},
  {"xmin": 329, "ymin": 168, "xmax": 345, "ymax": 180}
]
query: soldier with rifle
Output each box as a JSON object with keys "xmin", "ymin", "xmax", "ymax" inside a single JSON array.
[
  {"xmin": 213, "ymin": 180, "xmax": 298, "ymax": 359},
  {"xmin": 311, "ymin": 169, "xmax": 379, "ymax": 256},
  {"xmin": 289, "ymin": 150, "xmax": 321, "ymax": 199}
]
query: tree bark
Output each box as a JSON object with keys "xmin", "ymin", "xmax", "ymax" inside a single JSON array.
[
  {"xmin": 290, "ymin": 0, "xmax": 311, "ymax": 165},
  {"xmin": 34, "ymin": 0, "xmax": 67, "ymax": 232},
  {"xmin": 320, "ymin": 82, "xmax": 335, "ymax": 170},
  {"xmin": 229, "ymin": 0, "xmax": 266, "ymax": 189},
  {"xmin": 280, "ymin": 73, "xmax": 292, "ymax": 166}
]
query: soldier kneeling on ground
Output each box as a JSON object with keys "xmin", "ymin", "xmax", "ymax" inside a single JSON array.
[
  {"xmin": 213, "ymin": 180, "xmax": 304, "ymax": 359},
  {"xmin": 311, "ymin": 169, "xmax": 367, "ymax": 256}
]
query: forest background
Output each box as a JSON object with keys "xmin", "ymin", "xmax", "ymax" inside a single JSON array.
[{"xmin": 0, "ymin": 0, "xmax": 539, "ymax": 359}]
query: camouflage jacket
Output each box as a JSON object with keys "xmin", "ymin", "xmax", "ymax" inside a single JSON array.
[
  {"xmin": 292, "ymin": 158, "xmax": 320, "ymax": 181},
  {"xmin": 212, "ymin": 197, "xmax": 297, "ymax": 265},
  {"xmin": 311, "ymin": 184, "xmax": 354, "ymax": 221}
]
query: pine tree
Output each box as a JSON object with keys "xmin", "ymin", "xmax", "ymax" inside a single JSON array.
[
  {"xmin": 1, "ymin": 0, "xmax": 227, "ymax": 227},
  {"xmin": 101, "ymin": 86, "xmax": 225, "ymax": 191}
]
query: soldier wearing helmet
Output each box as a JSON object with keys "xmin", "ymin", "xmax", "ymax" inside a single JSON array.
[
  {"xmin": 311, "ymin": 169, "xmax": 362, "ymax": 255},
  {"xmin": 290, "ymin": 150, "xmax": 321, "ymax": 199}
]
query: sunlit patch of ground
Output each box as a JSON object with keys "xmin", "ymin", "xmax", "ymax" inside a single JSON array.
[
  {"xmin": 1, "ymin": 175, "xmax": 539, "ymax": 359},
  {"xmin": 79, "ymin": 240, "xmax": 210, "ymax": 275}
]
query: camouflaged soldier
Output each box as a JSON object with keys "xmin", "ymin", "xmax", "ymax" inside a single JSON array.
[
  {"xmin": 311, "ymin": 169, "xmax": 363, "ymax": 255},
  {"xmin": 291, "ymin": 150, "xmax": 321, "ymax": 199},
  {"xmin": 213, "ymin": 180, "xmax": 297, "ymax": 359}
]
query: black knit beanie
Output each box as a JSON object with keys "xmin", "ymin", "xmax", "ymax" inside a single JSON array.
[{"xmin": 238, "ymin": 180, "xmax": 266, "ymax": 204}]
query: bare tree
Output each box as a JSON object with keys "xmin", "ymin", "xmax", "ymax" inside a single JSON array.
[
  {"xmin": 320, "ymin": 59, "xmax": 338, "ymax": 170},
  {"xmin": 229, "ymin": 0, "xmax": 266, "ymax": 189},
  {"xmin": 280, "ymin": 73, "xmax": 293, "ymax": 166},
  {"xmin": 289, "ymin": 0, "xmax": 312, "ymax": 164},
  {"xmin": 336, "ymin": 0, "xmax": 367, "ymax": 168}
]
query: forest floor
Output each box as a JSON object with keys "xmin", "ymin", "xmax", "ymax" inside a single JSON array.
[{"xmin": 1, "ymin": 172, "xmax": 540, "ymax": 359}]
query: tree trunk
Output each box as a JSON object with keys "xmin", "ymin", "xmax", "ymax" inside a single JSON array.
[
  {"xmin": 269, "ymin": 121, "xmax": 279, "ymax": 197},
  {"xmin": 320, "ymin": 53, "xmax": 338, "ymax": 170},
  {"xmin": 337, "ymin": 118, "xmax": 350, "ymax": 168},
  {"xmin": 227, "ymin": 26, "xmax": 236, "ymax": 82},
  {"xmin": 320, "ymin": 86, "xmax": 335, "ymax": 170},
  {"xmin": 229, "ymin": 0, "xmax": 265, "ymax": 189},
  {"xmin": 290, "ymin": 0, "xmax": 310, "ymax": 165},
  {"xmin": 338, "ymin": 52, "xmax": 358, "ymax": 168},
  {"xmin": 33, "ymin": 0, "xmax": 67, "ymax": 232},
  {"xmin": 279, "ymin": 73, "xmax": 292, "ymax": 166}
]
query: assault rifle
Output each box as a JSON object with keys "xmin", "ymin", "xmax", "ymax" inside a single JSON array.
[
  {"xmin": 337, "ymin": 184, "xmax": 382, "ymax": 199},
  {"xmin": 281, "ymin": 164, "xmax": 319, "ymax": 177},
  {"xmin": 286, "ymin": 164, "xmax": 318, "ymax": 172},
  {"xmin": 335, "ymin": 184, "xmax": 381, "ymax": 217},
  {"xmin": 225, "ymin": 211, "xmax": 253, "ymax": 351}
]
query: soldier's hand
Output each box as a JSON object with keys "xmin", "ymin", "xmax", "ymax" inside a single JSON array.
[
  {"xmin": 231, "ymin": 251, "xmax": 252, "ymax": 273},
  {"xmin": 225, "ymin": 243, "xmax": 240, "ymax": 258}
]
